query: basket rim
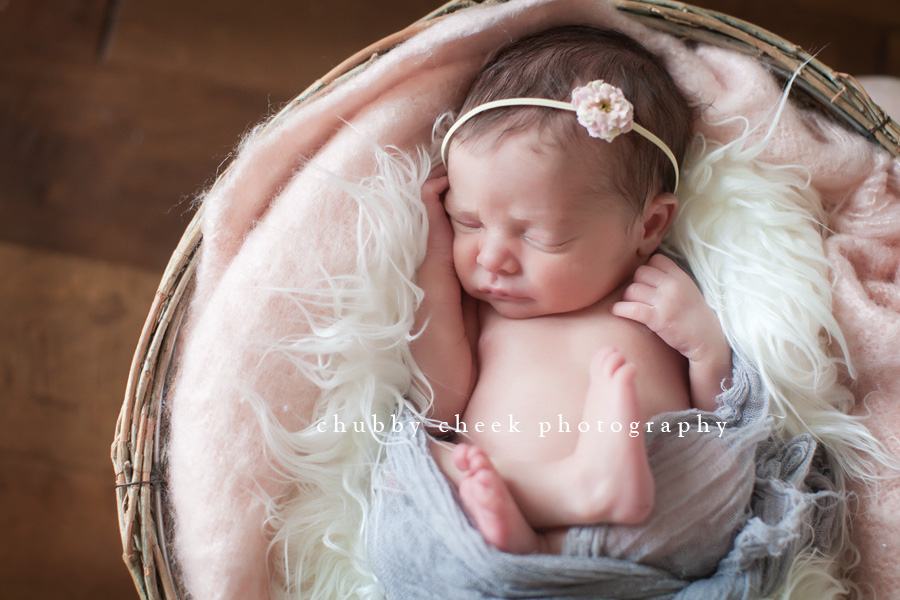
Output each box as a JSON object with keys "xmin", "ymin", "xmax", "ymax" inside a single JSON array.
[
  {"xmin": 111, "ymin": 0, "xmax": 900, "ymax": 597},
  {"xmin": 612, "ymin": 0, "xmax": 900, "ymax": 155}
]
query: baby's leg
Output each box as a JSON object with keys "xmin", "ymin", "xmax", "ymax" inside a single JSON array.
[
  {"xmin": 496, "ymin": 348, "xmax": 654, "ymax": 529},
  {"xmin": 571, "ymin": 347, "xmax": 654, "ymax": 523},
  {"xmin": 431, "ymin": 348, "xmax": 653, "ymax": 550},
  {"xmin": 452, "ymin": 444, "xmax": 555, "ymax": 554},
  {"xmin": 431, "ymin": 441, "xmax": 557, "ymax": 554}
]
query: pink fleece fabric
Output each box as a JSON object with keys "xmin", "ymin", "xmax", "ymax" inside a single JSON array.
[
  {"xmin": 828, "ymin": 151, "xmax": 900, "ymax": 596},
  {"xmin": 166, "ymin": 1, "xmax": 900, "ymax": 598}
]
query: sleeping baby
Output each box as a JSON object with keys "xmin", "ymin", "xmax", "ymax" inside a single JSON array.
[{"xmin": 412, "ymin": 25, "xmax": 739, "ymax": 560}]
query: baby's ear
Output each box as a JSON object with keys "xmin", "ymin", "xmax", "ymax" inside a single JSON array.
[{"xmin": 637, "ymin": 192, "xmax": 677, "ymax": 256}]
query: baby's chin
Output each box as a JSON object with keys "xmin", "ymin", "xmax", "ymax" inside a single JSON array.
[
  {"xmin": 485, "ymin": 298, "xmax": 554, "ymax": 320},
  {"xmin": 466, "ymin": 286, "xmax": 583, "ymax": 319},
  {"xmin": 485, "ymin": 295, "xmax": 600, "ymax": 319}
]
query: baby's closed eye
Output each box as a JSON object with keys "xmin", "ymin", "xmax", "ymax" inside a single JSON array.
[
  {"xmin": 523, "ymin": 232, "xmax": 573, "ymax": 252},
  {"xmin": 449, "ymin": 214, "xmax": 483, "ymax": 232}
]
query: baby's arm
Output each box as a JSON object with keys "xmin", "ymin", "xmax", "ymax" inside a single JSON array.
[
  {"xmin": 412, "ymin": 173, "xmax": 476, "ymax": 424},
  {"xmin": 611, "ymin": 254, "xmax": 732, "ymax": 412}
]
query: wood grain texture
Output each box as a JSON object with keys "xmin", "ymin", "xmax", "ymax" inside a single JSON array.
[
  {"xmin": 1, "ymin": 0, "xmax": 897, "ymax": 271},
  {"xmin": 0, "ymin": 0, "xmax": 439, "ymax": 271},
  {"xmin": 0, "ymin": 241, "xmax": 159, "ymax": 598}
]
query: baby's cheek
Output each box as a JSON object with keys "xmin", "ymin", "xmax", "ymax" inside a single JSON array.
[
  {"xmin": 452, "ymin": 239, "xmax": 471, "ymax": 264},
  {"xmin": 452, "ymin": 244, "xmax": 475, "ymax": 281}
]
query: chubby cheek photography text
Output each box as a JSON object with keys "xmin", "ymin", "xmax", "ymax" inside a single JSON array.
[{"xmin": 316, "ymin": 412, "xmax": 728, "ymax": 438}]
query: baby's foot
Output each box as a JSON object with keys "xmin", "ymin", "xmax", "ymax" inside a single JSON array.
[
  {"xmin": 453, "ymin": 444, "xmax": 540, "ymax": 554},
  {"xmin": 583, "ymin": 347, "xmax": 640, "ymax": 425},
  {"xmin": 569, "ymin": 348, "xmax": 654, "ymax": 524}
]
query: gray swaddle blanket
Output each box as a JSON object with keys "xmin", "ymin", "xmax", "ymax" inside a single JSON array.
[{"xmin": 367, "ymin": 354, "xmax": 841, "ymax": 599}]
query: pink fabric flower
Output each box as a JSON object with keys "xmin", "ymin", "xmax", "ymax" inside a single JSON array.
[{"xmin": 571, "ymin": 80, "xmax": 634, "ymax": 141}]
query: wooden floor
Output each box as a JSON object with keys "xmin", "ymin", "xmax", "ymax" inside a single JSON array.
[{"xmin": 1, "ymin": 0, "xmax": 897, "ymax": 597}]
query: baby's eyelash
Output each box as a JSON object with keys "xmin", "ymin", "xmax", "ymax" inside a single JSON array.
[
  {"xmin": 449, "ymin": 216, "xmax": 482, "ymax": 230},
  {"xmin": 524, "ymin": 234, "xmax": 573, "ymax": 252}
]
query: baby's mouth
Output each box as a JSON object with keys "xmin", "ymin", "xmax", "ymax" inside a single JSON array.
[{"xmin": 479, "ymin": 287, "xmax": 527, "ymax": 302}]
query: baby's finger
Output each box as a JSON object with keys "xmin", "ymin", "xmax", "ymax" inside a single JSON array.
[
  {"xmin": 630, "ymin": 264, "xmax": 668, "ymax": 288},
  {"xmin": 610, "ymin": 300, "xmax": 657, "ymax": 329},
  {"xmin": 621, "ymin": 282, "xmax": 660, "ymax": 306},
  {"xmin": 647, "ymin": 255, "xmax": 697, "ymax": 289},
  {"xmin": 647, "ymin": 253, "xmax": 681, "ymax": 275},
  {"xmin": 423, "ymin": 175, "xmax": 449, "ymax": 198}
]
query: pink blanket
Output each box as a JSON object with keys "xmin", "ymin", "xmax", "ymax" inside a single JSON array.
[
  {"xmin": 828, "ymin": 127, "xmax": 900, "ymax": 595},
  {"xmin": 166, "ymin": 1, "xmax": 900, "ymax": 598}
]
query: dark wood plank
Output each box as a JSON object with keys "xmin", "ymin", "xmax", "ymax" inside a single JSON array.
[
  {"xmin": 773, "ymin": 0, "xmax": 900, "ymax": 28},
  {"xmin": 109, "ymin": 0, "xmax": 441, "ymax": 95},
  {"xmin": 0, "ymin": 0, "xmax": 439, "ymax": 271},
  {"xmin": 0, "ymin": 458, "xmax": 138, "ymax": 599},
  {"xmin": 0, "ymin": 0, "xmax": 110, "ymax": 61},
  {"xmin": 0, "ymin": 242, "xmax": 158, "ymax": 465},
  {"xmin": 0, "ymin": 54, "xmax": 273, "ymax": 270},
  {"xmin": 889, "ymin": 32, "xmax": 900, "ymax": 77},
  {"xmin": 692, "ymin": 0, "xmax": 900, "ymax": 77},
  {"xmin": 0, "ymin": 242, "xmax": 159, "ymax": 598},
  {"xmin": 1, "ymin": 0, "xmax": 897, "ymax": 271}
]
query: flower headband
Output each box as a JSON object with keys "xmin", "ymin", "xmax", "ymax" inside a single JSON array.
[{"xmin": 440, "ymin": 79, "xmax": 679, "ymax": 192}]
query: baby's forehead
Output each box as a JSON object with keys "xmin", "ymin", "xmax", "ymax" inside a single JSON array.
[
  {"xmin": 449, "ymin": 126, "xmax": 625, "ymax": 198},
  {"xmin": 447, "ymin": 160, "xmax": 633, "ymax": 226},
  {"xmin": 449, "ymin": 113, "xmax": 572, "ymax": 154}
]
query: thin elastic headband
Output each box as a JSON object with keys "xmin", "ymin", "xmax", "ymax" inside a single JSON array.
[{"xmin": 440, "ymin": 80, "xmax": 679, "ymax": 193}]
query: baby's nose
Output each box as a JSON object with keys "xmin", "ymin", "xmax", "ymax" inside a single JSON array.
[{"xmin": 477, "ymin": 237, "xmax": 519, "ymax": 274}]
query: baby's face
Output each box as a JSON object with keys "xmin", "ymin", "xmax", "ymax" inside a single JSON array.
[{"xmin": 445, "ymin": 128, "xmax": 645, "ymax": 319}]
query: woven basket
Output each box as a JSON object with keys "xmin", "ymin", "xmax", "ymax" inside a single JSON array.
[{"xmin": 110, "ymin": 0, "xmax": 900, "ymax": 597}]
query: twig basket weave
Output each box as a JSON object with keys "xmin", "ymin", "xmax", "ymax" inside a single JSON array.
[{"xmin": 110, "ymin": 0, "xmax": 900, "ymax": 598}]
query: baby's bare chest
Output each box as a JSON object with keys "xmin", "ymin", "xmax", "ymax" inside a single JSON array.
[{"xmin": 461, "ymin": 308, "xmax": 689, "ymax": 459}]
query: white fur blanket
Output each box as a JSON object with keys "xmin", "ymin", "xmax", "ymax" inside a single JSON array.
[{"xmin": 166, "ymin": 1, "xmax": 900, "ymax": 598}]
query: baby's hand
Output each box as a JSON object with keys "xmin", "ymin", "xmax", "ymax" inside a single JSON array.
[
  {"xmin": 417, "ymin": 172, "xmax": 463, "ymax": 308},
  {"xmin": 421, "ymin": 173, "xmax": 453, "ymax": 267},
  {"xmin": 611, "ymin": 254, "xmax": 731, "ymax": 409},
  {"xmin": 611, "ymin": 254, "xmax": 720, "ymax": 361}
]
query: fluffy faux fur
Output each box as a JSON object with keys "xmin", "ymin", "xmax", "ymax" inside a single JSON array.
[
  {"xmin": 255, "ymin": 145, "xmax": 434, "ymax": 599},
  {"xmin": 165, "ymin": 1, "xmax": 900, "ymax": 599},
  {"xmin": 668, "ymin": 85, "xmax": 890, "ymax": 484},
  {"xmin": 666, "ymin": 115, "xmax": 862, "ymax": 600}
]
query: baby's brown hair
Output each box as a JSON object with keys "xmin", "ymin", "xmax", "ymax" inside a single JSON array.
[{"xmin": 451, "ymin": 26, "xmax": 694, "ymax": 213}]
